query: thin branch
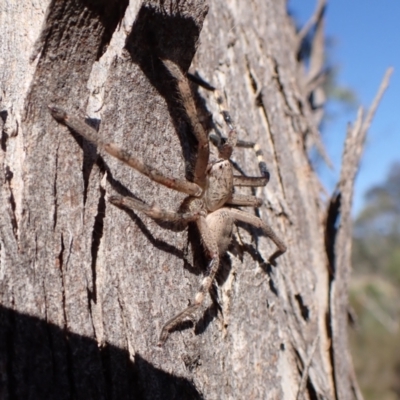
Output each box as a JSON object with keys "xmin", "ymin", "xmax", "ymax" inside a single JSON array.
[
  {"xmin": 340, "ymin": 67, "xmax": 393, "ymax": 193},
  {"xmin": 296, "ymin": 0, "xmax": 326, "ymax": 50},
  {"xmin": 306, "ymin": 1, "xmax": 325, "ymax": 83},
  {"xmin": 305, "ymin": 69, "xmax": 327, "ymax": 96},
  {"xmin": 361, "ymin": 67, "xmax": 393, "ymax": 137},
  {"xmin": 329, "ymin": 67, "xmax": 393, "ymax": 400}
]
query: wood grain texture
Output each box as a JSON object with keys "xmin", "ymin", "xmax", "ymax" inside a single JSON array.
[{"xmin": 0, "ymin": 0, "xmax": 380, "ymax": 399}]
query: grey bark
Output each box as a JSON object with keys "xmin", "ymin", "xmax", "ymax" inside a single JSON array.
[{"xmin": 0, "ymin": 0, "xmax": 381, "ymax": 399}]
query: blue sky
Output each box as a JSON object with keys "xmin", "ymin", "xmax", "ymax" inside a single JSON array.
[{"xmin": 289, "ymin": 0, "xmax": 400, "ymax": 215}]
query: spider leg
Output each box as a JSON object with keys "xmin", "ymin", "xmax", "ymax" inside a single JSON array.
[
  {"xmin": 227, "ymin": 208, "xmax": 286, "ymax": 264},
  {"xmin": 48, "ymin": 105, "xmax": 202, "ymax": 197},
  {"xmin": 213, "ymin": 89, "xmax": 238, "ymax": 160},
  {"xmin": 186, "ymin": 73, "xmax": 237, "ymax": 160},
  {"xmin": 158, "ymin": 215, "xmax": 219, "ymax": 346},
  {"xmin": 205, "ymin": 86, "xmax": 270, "ymax": 185},
  {"xmin": 233, "ymin": 175, "xmax": 268, "ymax": 187},
  {"xmin": 187, "ymin": 73, "xmax": 270, "ymax": 185},
  {"xmin": 109, "ymin": 195, "xmax": 203, "ymax": 222},
  {"xmin": 162, "ymin": 60, "xmax": 209, "ymax": 189},
  {"xmin": 236, "ymin": 139, "xmax": 270, "ymax": 183},
  {"xmin": 226, "ymin": 193, "xmax": 263, "ymax": 208}
]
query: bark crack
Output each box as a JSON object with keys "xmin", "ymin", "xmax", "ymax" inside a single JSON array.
[
  {"xmin": 53, "ymin": 143, "xmax": 59, "ymax": 230},
  {"xmin": 4, "ymin": 166, "xmax": 18, "ymax": 241},
  {"xmin": 89, "ymin": 181, "xmax": 106, "ymax": 304},
  {"xmin": 58, "ymin": 233, "xmax": 66, "ymax": 328},
  {"xmin": 294, "ymin": 293, "xmax": 310, "ymax": 322}
]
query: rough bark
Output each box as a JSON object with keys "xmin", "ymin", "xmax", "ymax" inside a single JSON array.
[{"xmin": 0, "ymin": 0, "xmax": 387, "ymax": 399}]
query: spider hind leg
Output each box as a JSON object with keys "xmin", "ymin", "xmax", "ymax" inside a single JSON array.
[{"xmin": 158, "ymin": 215, "xmax": 221, "ymax": 346}]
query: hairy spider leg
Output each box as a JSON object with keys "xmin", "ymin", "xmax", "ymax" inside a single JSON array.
[
  {"xmin": 48, "ymin": 105, "xmax": 202, "ymax": 197},
  {"xmin": 109, "ymin": 195, "xmax": 203, "ymax": 222},
  {"xmin": 162, "ymin": 60, "xmax": 210, "ymax": 189},
  {"xmin": 211, "ymin": 92, "xmax": 271, "ymax": 205},
  {"xmin": 236, "ymin": 139, "xmax": 270, "ymax": 181},
  {"xmin": 217, "ymin": 122, "xmax": 270, "ymax": 187},
  {"xmin": 213, "ymin": 89, "xmax": 237, "ymax": 160},
  {"xmin": 225, "ymin": 193, "xmax": 263, "ymax": 207},
  {"xmin": 158, "ymin": 203, "xmax": 287, "ymax": 345},
  {"xmin": 212, "ymin": 90, "xmax": 269, "ymax": 181},
  {"xmin": 233, "ymin": 139, "xmax": 270, "ymax": 187},
  {"xmin": 186, "ymin": 73, "xmax": 270, "ymax": 186},
  {"xmin": 230, "ymin": 139, "xmax": 270, "ymax": 207},
  {"xmin": 186, "ymin": 72, "xmax": 236, "ymax": 160},
  {"xmin": 158, "ymin": 215, "xmax": 220, "ymax": 346}
]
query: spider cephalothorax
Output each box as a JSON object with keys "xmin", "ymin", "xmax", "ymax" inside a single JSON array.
[{"xmin": 49, "ymin": 59, "xmax": 286, "ymax": 346}]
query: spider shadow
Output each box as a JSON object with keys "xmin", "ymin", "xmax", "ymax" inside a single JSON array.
[
  {"xmin": 89, "ymin": 5, "xmax": 214, "ymax": 268},
  {"xmin": 66, "ymin": 115, "xmax": 212, "ymax": 279},
  {"xmin": 79, "ymin": 5, "xmax": 276, "ymax": 340},
  {"xmin": 194, "ymin": 252, "xmax": 233, "ymax": 336},
  {"xmin": 164, "ymin": 252, "xmax": 233, "ymax": 339},
  {"xmin": 113, "ymin": 203, "xmax": 187, "ymax": 261},
  {"xmin": 66, "ymin": 121, "xmax": 191, "ymax": 266},
  {"xmin": 124, "ymin": 4, "xmax": 210, "ymax": 181},
  {"xmin": 193, "ymin": 229, "xmax": 282, "ymax": 336},
  {"xmin": 109, "ymin": 182, "xmax": 207, "ymax": 277},
  {"xmin": 73, "ymin": 120, "xmax": 280, "ymax": 325},
  {"xmin": 235, "ymin": 221, "xmax": 280, "ymax": 297},
  {"xmin": 160, "ymin": 220, "xmax": 282, "ymax": 339}
]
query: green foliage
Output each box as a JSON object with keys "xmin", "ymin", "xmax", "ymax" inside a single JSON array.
[
  {"xmin": 323, "ymin": 65, "xmax": 358, "ymax": 109},
  {"xmin": 351, "ymin": 162, "xmax": 400, "ymax": 400}
]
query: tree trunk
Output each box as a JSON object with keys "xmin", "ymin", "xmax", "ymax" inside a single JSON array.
[{"xmin": 0, "ymin": 0, "xmax": 368, "ymax": 399}]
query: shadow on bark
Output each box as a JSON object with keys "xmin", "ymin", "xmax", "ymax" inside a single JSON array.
[
  {"xmin": 0, "ymin": 305, "xmax": 203, "ymax": 400},
  {"xmin": 125, "ymin": 3, "xmax": 208, "ymax": 180}
]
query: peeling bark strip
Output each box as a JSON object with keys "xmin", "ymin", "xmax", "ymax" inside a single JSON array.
[
  {"xmin": 0, "ymin": 0, "xmax": 391, "ymax": 399},
  {"xmin": 327, "ymin": 68, "xmax": 392, "ymax": 400}
]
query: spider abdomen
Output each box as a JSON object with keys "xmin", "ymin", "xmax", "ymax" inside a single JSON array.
[{"xmin": 206, "ymin": 209, "xmax": 234, "ymax": 254}]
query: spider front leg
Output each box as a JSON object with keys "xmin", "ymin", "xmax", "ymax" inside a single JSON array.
[
  {"xmin": 48, "ymin": 105, "xmax": 202, "ymax": 197},
  {"xmin": 188, "ymin": 74, "xmax": 270, "ymax": 186},
  {"xmin": 109, "ymin": 195, "xmax": 203, "ymax": 223},
  {"xmin": 162, "ymin": 60, "xmax": 210, "ymax": 189},
  {"xmin": 235, "ymin": 139, "xmax": 270, "ymax": 185},
  {"xmin": 158, "ymin": 215, "xmax": 220, "ymax": 346}
]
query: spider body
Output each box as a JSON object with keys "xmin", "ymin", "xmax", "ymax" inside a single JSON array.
[
  {"xmin": 200, "ymin": 159, "xmax": 233, "ymax": 212},
  {"xmin": 48, "ymin": 59, "xmax": 286, "ymax": 346}
]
